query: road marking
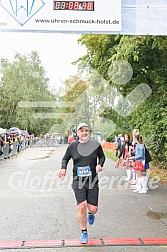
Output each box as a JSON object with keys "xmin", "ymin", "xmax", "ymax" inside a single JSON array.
[{"xmin": 0, "ymin": 238, "xmax": 166, "ymax": 249}]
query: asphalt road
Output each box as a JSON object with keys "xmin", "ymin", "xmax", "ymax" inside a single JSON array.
[{"xmin": 0, "ymin": 144, "xmax": 166, "ymax": 252}]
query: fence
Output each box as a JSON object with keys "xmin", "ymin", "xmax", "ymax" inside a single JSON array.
[
  {"xmin": 0, "ymin": 139, "xmax": 116, "ymax": 160},
  {"xmin": 100, "ymin": 141, "xmax": 116, "ymax": 152},
  {"xmin": 0, "ymin": 137, "xmax": 62, "ymax": 160}
]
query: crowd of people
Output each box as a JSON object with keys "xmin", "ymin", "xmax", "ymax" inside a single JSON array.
[
  {"xmin": 0, "ymin": 133, "xmax": 35, "ymax": 159},
  {"xmin": 114, "ymin": 129, "xmax": 152, "ymax": 194}
]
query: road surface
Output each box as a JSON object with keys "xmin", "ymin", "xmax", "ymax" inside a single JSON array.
[{"xmin": 0, "ymin": 144, "xmax": 166, "ymax": 251}]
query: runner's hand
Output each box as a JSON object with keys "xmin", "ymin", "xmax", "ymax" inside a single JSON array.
[
  {"xmin": 96, "ymin": 164, "xmax": 102, "ymax": 173},
  {"xmin": 59, "ymin": 168, "xmax": 66, "ymax": 179}
]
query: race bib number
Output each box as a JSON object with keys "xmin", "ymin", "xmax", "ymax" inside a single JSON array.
[{"xmin": 77, "ymin": 166, "xmax": 92, "ymax": 177}]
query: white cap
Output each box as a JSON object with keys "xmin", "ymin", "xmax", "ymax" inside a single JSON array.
[{"xmin": 77, "ymin": 123, "xmax": 89, "ymax": 131}]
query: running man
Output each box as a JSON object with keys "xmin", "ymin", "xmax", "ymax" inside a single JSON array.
[{"xmin": 59, "ymin": 123, "xmax": 105, "ymax": 244}]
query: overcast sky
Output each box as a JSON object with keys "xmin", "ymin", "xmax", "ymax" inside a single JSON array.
[{"xmin": 0, "ymin": 32, "xmax": 87, "ymax": 91}]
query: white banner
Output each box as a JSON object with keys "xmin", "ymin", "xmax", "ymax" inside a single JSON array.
[
  {"xmin": 135, "ymin": 0, "xmax": 167, "ymax": 35},
  {"xmin": 0, "ymin": 0, "xmax": 122, "ymax": 32}
]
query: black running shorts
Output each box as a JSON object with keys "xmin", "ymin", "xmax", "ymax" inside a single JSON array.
[{"xmin": 72, "ymin": 179, "xmax": 99, "ymax": 206}]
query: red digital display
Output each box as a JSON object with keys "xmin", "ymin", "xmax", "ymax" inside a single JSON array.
[{"xmin": 54, "ymin": 1, "xmax": 94, "ymax": 11}]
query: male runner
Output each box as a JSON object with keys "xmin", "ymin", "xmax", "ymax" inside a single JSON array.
[{"xmin": 59, "ymin": 123, "xmax": 105, "ymax": 243}]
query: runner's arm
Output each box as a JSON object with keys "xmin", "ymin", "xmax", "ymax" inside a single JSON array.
[
  {"xmin": 59, "ymin": 146, "xmax": 72, "ymax": 179},
  {"xmin": 97, "ymin": 145, "xmax": 105, "ymax": 167},
  {"xmin": 61, "ymin": 146, "xmax": 72, "ymax": 169}
]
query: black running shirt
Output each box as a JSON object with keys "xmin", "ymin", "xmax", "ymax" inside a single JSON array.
[{"xmin": 61, "ymin": 139, "xmax": 105, "ymax": 180}]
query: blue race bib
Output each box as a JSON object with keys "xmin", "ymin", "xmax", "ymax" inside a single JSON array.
[{"xmin": 77, "ymin": 165, "xmax": 92, "ymax": 177}]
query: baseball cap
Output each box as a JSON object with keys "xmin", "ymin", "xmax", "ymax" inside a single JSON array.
[{"xmin": 77, "ymin": 123, "xmax": 89, "ymax": 131}]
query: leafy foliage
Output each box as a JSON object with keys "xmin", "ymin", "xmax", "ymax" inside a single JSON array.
[
  {"xmin": 0, "ymin": 51, "xmax": 56, "ymax": 135},
  {"xmin": 76, "ymin": 35, "xmax": 167, "ymax": 168}
]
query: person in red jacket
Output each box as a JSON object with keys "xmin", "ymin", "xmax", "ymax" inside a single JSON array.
[{"xmin": 68, "ymin": 135, "xmax": 75, "ymax": 144}]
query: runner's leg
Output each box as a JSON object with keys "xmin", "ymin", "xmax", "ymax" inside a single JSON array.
[
  {"xmin": 77, "ymin": 201, "xmax": 87, "ymax": 230},
  {"xmin": 87, "ymin": 204, "xmax": 98, "ymax": 214}
]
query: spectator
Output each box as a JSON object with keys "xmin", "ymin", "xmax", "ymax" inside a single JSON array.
[
  {"xmin": 129, "ymin": 129, "xmax": 139, "ymax": 184},
  {"xmin": 68, "ymin": 135, "xmax": 75, "ymax": 144},
  {"xmin": 115, "ymin": 134, "xmax": 122, "ymax": 156},
  {"xmin": 121, "ymin": 134, "xmax": 133, "ymax": 181},
  {"xmin": 129, "ymin": 134, "xmax": 148, "ymax": 194},
  {"xmin": 0, "ymin": 136, "xmax": 4, "ymax": 156}
]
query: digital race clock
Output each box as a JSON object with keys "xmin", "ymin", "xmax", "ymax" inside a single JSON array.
[{"xmin": 53, "ymin": 1, "xmax": 95, "ymax": 11}]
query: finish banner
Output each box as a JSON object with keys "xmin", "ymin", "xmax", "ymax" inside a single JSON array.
[{"xmin": 0, "ymin": 0, "xmax": 122, "ymax": 32}]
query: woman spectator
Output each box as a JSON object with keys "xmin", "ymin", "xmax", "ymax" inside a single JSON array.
[
  {"xmin": 142, "ymin": 144, "xmax": 152, "ymax": 191},
  {"xmin": 115, "ymin": 134, "xmax": 132, "ymax": 172},
  {"xmin": 129, "ymin": 134, "xmax": 148, "ymax": 194},
  {"xmin": 121, "ymin": 134, "xmax": 133, "ymax": 181},
  {"xmin": 129, "ymin": 129, "xmax": 139, "ymax": 184}
]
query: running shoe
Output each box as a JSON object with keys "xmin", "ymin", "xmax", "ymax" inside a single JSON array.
[
  {"xmin": 129, "ymin": 179, "xmax": 135, "ymax": 183},
  {"xmin": 133, "ymin": 188, "xmax": 141, "ymax": 192},
  {"xmin": 80, "ymin": 231, "xmax": 88, "ymax": 244},
  {"xmin": 88, "ymin": 213, "xmax": 95, "ymax": 225},
  {"xmin": 138, "ymin": 189, "xmax": 147, "ymax": 194},
  {"xmin": 124, "ymin": 177, "xmax": 130, "ymax": 181},
  {"xmin": 130, "ymin": 180, "xmax": 137, "ymax": 185}
]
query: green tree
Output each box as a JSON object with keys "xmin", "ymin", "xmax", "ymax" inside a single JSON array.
[
  {"xmin": 0, "ymin": 51, "xmax": 56, "ymax": 135},
  {"xmin": 76, "ymin": 35, "xmax": 167, "ymax": 168}
]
